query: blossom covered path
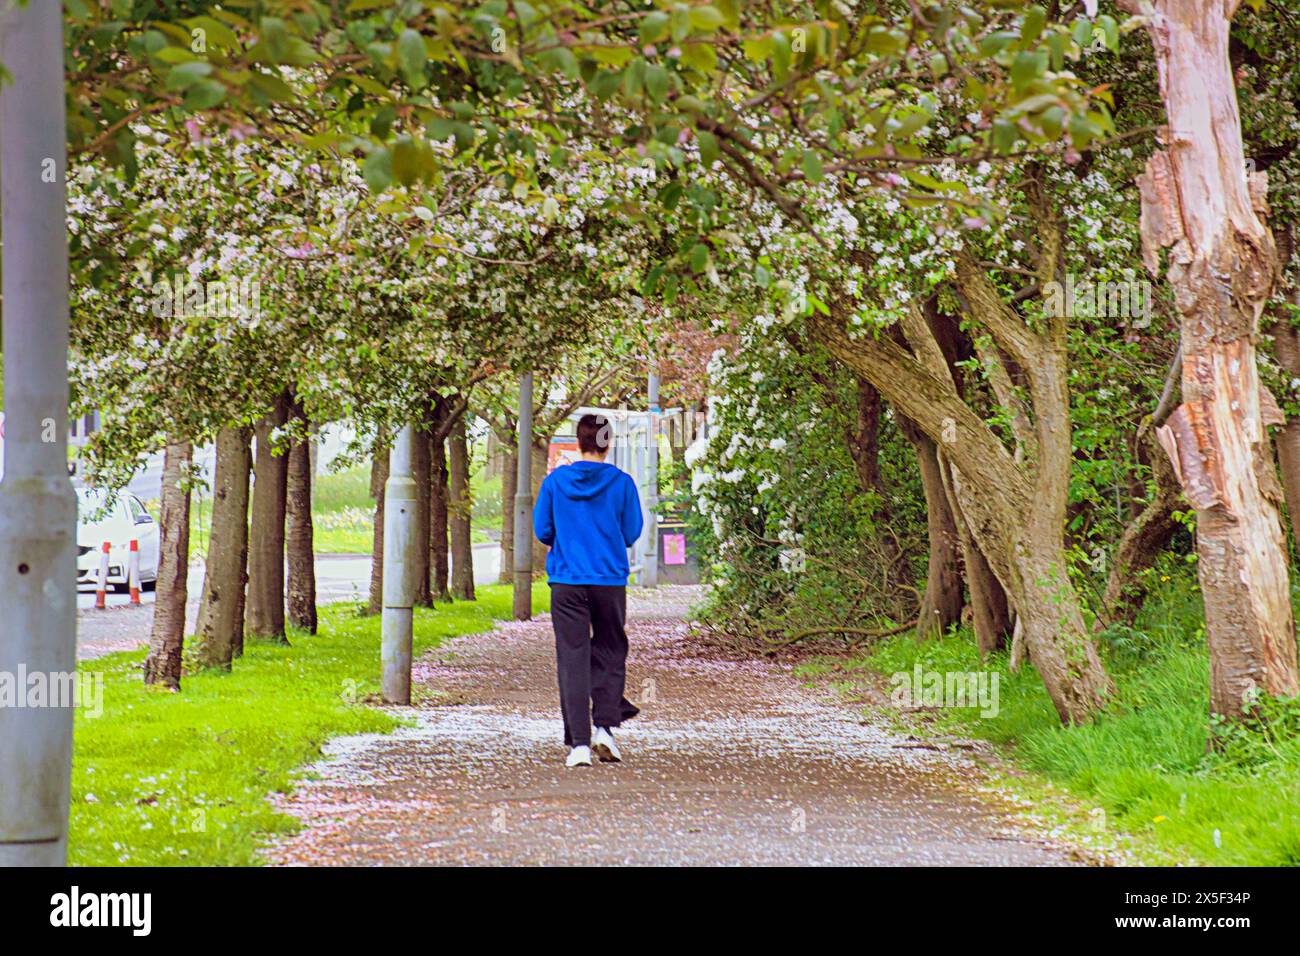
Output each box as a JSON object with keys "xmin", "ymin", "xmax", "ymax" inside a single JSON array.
[{"xmin": 264, "ymin": 587, "xmax": 1087, "ymax": 866}]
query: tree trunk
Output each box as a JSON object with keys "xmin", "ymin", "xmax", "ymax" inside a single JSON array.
[
  {"xmin": 144, "ymin": 440, "xmax": 192, "ymax": 689},
  {"xmin": 366, "ymin": 439, "xmax": 388, "ymax": 616},
  {"xmin": 898, "ymin": 415, "xmax": 962, "ymax": 638},
  {"xmin": 847, "ymin": 377, "xmax": 884, "ymax": 493},
  {"xmin": 449, "ymin": 413, "xmax": 475, "ymax": 601},
  {"xmin": 812, "ymin": 273, "xmax": 1113, "ymax": 723},
  {"xmin": 1102, "ymin": 418, "xmax": 1182, "ymax": 626},
  {"xmin": 531, "ymin": 439, "xmax": 549, "ymax": 575},
  {"xmin": 844, "ymin": 379, "xmax": 916, "ymax": 616},
  {"xmin": 1269, "ymin": 302, "xmax": 1300, "ymax": 552},
  {"xmin": 246, "ymin": 391, "xmax": 290, "ymax": 644},
  {"xmin": 1128, "ymin": 0, "xmax": 1300, "ymax": 717},
  {"xmin": 499, "ymin": 440, "xmax": 516, "ymax": 585},
  {"xmin": 429, "ymin": 426, "xmax": 450, "ymax": 602},
  {"xmin": 963, "ymin": 531, "xmax": 1012, "ymax": 656},
  {"xmin": 285, "ymin": 399, "xmax": 317, "ymax": 635},
  {"xmin": 937, "ymin": 449, "xmax": 1012, "ymax": 655},
  {"xmin": 192, "ymin": 426, "xmax": 251, "ymax": 671},
  {"xmin": 412, "ymin": 423, "xmax": 434, "ymax": 607}
]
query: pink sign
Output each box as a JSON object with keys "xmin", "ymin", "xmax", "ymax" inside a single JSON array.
[{"xmin": 663, "ymin": 533, "xmax": 687, "ymax": 566}]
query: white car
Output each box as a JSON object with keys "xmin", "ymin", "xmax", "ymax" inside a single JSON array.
[{"xmin": 75, "ymin": 489, "xmax": 160, "ymax": 593}]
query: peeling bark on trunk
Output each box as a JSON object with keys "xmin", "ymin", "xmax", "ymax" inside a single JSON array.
[
  {"xmin": 144, "ymin": 440, "xmax": 192, "ymax": 689},
  {"xmin": 246, "ymin": 392, "xmax": 290, "ymax": 644},
  {"xmin": 285, "ymin": 399, "xmax": 317, "ymax": 635},
  {"xmin": 1126, "ymin": 0, "xmax": 1300, "ymax": 716},
  {"xmin": 1269, "ymin": 302, "xmax": 1300, "ymax": 551},
  {"xmin": 366, "ymin": 440, "xmax": 388, "ymax": 616},
  {"xmin": 449, "ymin": 414, "xmax": 475, "ymax": 601},
  {"xmin": 898, "ymin": 415, "xmax": 962, "ymax": 639},
  {"xmin": 193, "ymin": 426, "xmax": 251, "ymax": 670}
]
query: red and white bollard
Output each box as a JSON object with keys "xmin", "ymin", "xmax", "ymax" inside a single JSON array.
[
  {"xmin": 95, "ymin": 541, "xmax": 110, "ymax": 610},
  {"xmin": 128, "ymin": 539, "xmax": 141, "ymax": 606}
]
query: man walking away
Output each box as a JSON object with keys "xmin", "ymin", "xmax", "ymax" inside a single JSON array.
[{"xmin": 533, "ymin": 414, "xmax": 644, "ymax": 767}]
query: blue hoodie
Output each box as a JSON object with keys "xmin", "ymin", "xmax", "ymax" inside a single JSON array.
[{"xmin": 533, "ymin": 460, "xmax": 644, "ymax": 586}]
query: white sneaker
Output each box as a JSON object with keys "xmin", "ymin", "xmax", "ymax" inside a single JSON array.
[
  {"xmin": 566, "ymin": 745, "xmax": 593, "ymax": 768},
  {"xmin": 593, "ymin": 727, "xmax": 622, "ymax": 763}
]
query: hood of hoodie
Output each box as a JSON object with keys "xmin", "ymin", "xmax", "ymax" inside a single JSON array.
[{"xmin": 547, "ymin": 460, "xmax": 625, "ymax": 501}]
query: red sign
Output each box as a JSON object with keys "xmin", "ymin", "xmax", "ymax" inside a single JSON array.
[{"xmin": 547, "ymin": 436, "xmax": 580, "ymax": 473}]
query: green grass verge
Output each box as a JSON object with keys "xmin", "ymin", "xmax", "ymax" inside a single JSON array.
[
  {"xmin": 69, "ymin": 582, "xmax": 550, "ymax": 866},
  {"xmin": 814, "ymin": 578, "xmax": 1300, "ymax": 866},
  {"xmin": 181, "ymin": 462, "xmax": 499, "ymax": 558}
]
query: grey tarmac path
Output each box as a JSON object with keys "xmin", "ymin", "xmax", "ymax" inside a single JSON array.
[{"xmin": 263, "ymin": 586, "xmax": 1088, "ymax": 866}]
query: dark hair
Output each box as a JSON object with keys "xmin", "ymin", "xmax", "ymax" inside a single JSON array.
[{"xmin": 576, "ymin": 414, "xmax": 612, "ymax": 454}]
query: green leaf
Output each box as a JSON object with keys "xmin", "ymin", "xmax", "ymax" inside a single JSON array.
[
  {"xmin": 1020, "ymin": 6, "xmax": 1047, "ymax": 45},
  {"xmin": 978, "ymin": 31, "xmax": 1018, "ymax": 57},
  {"xmin": 671, "ymin": 7, "xmax": 691, "ymax": 42},
  {"xmin": 1011, "ymin": 50, "xmax": 1046, "ymax": 90},
  {"xmin": 715, "ymin": 0, "xmax": 740, "ymax": 31},
  {"xmin": 1039, "ymin": 105, "xmax": 1065, "ymax": 140},
  {"xmin": 1096, "ymin": 14, "xmax": 1119, "ymax": 52},
  {"xmin": 688, "ymin": 7, "xmax": 725, "ymax": 32},
  {"xmin": 363, "ymin": 147, "xmax": 393, "ymax": 193},
  {"xmin": 397, "ymin": 29, "xmax": 427, "ymax": 89},
  {"xmin": 165, "ymin": 61, "xmax": 213, "ymax": 91},
  {"xmin": 370, "ymin": 105, "xmax": 397, "ymax": 139},
  {"xmin": 639, "ymin": 11, "xmax": 670, "ymax": 44},
  {"xmin": 539, "ymin": 45, "xmax": 579, "ymax": 78},
  {"xmin": 1046, "ymin": 31, "xmax": 1069, "ymax": 71},
  {"xmin": 258, "ymin": 17, "xmax": 290, "ymax": 62},
  {"xmin": 1072, "ymin": 19, "xmax": 1092, "ymax": 50},
  {"xmin": 689, "ymin": 242, "xmax": 710, "ymax": 273},
  {"xmin": 641, "ymin": 264, "xmax": 664, "ymax": 296},
  {"xmin": 392, "ymin": 138, "xmax": 425, "ymax": 186},
  {"xmin": 770, "ymin": 31, "xmax": 792, "ymax": 78},
  {"xmin": 679, "ymin": 42, "xmax": 717, "ymax": 73},
  {"xmin": 741, "ymin": 36, "xmax": 772, "ymax": 61},
  {"xmin": 891, "ymin": 109, "xmax": 932, "ymax": 139},
  {"xmin": 676, "ymin": 94, "xmax": 707, "ymax": 114},
  {"xmin": 991, "ymin": 118, "xmax": 1018, "ymax": 152},
  {"xmin": 249, "ymin": 72, "xmax": 296, "ymax": 103},
  {"xmin": 801, "ymin": 149, "xmax": 824, "ymax": 182},
  {"xmin": 184, "ymin": 16, "xmax": 241, "ymax": 51},
  {"xmin": 645, "ymin": 63, "xmax": 670, "ymax": 102},
  {"xmin": 697, "ymin": 129, "xmax": 719, "ymax": 168},
  {"xmin": 182, "ymin": 79, "xmax": 226, "ymax": 110}
]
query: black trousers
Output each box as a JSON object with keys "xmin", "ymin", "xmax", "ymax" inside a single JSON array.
[{"xmin": 549, "ymin": 583, "xmax": 640, "ymax": 747}]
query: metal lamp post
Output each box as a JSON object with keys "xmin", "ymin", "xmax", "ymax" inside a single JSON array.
[
  {"xmin": 0, "ymin": 0, "xmax": 78, "ymax": 866},
  {"xmin": 643, "ymin": 369, "xmax": 660, "ymax": 588},
  {"xmin": 381, "ymin": 425, "xmax": 418, "ymax": 704}
]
